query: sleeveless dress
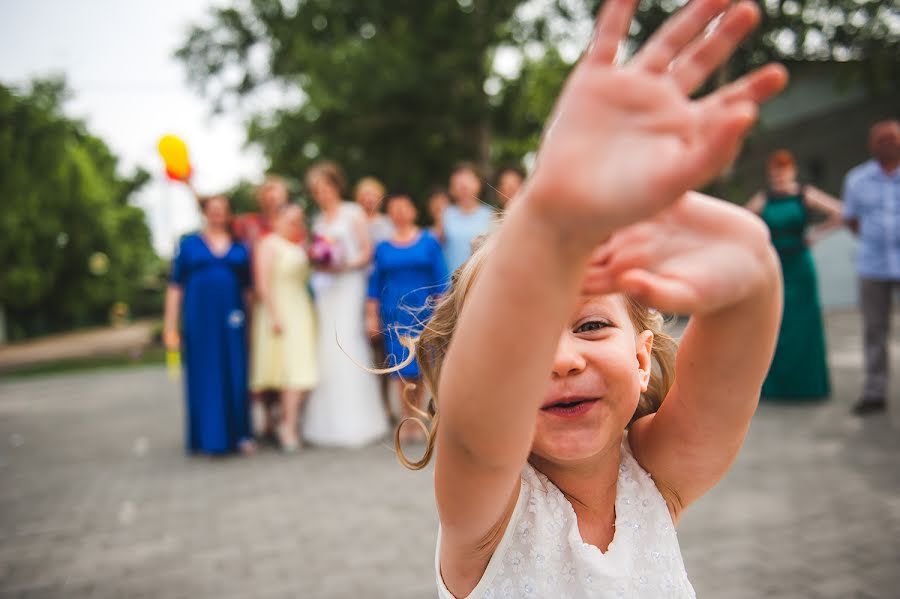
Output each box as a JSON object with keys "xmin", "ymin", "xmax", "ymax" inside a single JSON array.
[
  {"xmin": 249, "ymin": 234, "xmax": 318, "ymax": 392},
  {"xmin": 303, "ymin": 202, "xmax": 389, "ymax": 447},
  {"xmin": 436, "ymin": 439, "xmax": 696, "ymax": 598},
  {"xmin": 759, "ymin": 191, "xmax": 831, "ymax": 400}
]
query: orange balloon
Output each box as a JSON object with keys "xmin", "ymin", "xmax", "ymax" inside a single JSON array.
[{"xmin": 157, "ymin": 135, "xmax": 192, "ymax": 181}]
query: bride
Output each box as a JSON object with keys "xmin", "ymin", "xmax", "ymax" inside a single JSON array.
[{"xmin": 303, "ymin": 161, "xmax": 389, "ymax": 447}]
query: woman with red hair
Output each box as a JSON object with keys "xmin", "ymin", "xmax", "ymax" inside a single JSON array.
[{"xmin": 745, "ymin": 149, "xmax": 843, "ymax": 400}]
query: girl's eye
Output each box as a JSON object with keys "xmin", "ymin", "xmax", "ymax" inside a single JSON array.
[{"xmin": 575, "ymin": 320, "xmax": 611, "ymax": 334}]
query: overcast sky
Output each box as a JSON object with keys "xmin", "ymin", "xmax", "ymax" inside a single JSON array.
[{"xmin": 0, "ymin": 0, "xmax": 268, "ymax": 256}]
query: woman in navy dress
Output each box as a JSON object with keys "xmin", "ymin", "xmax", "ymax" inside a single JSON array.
[
  {"xmin": 366, "ymin": 192, "xmax": 449, "ymax": 443},
  {"xmin": 163, "ymin": 195, "xmax": 255, "ymax": 455}
]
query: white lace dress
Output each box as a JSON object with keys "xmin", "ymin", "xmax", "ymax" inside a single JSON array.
[
  {"xmin": 436, "ymin": 439, "xmax": 696, "ymax": 598},
  {"xmin": 302, "ymin": 202, "xmax": 388, "ymax": 447}
]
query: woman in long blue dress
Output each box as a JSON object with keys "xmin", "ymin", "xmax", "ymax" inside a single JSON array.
[
  {"xmin": 163, "ymin": 195, "xmax": 255, "ymax": 454},
  {"xmin": 366, "ymin": 192, "xmax": 449, "ymax": 442}
]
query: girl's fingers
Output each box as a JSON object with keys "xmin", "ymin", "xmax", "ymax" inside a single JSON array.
[
  {"xmin": 669, "ymin": 1, "xmax": 760, "ymax": 94},
  {"xmin": 630, "ymin": 0, "xmax": 729, "ymax": 73},
  {"xmin": 592, "ymin": 227, "xmax": 659, "ymax": 275},
  {"xmin": 617, "ymin": 269, "xmax": 700, "ymax": 314},
  {"xmin": 702, "ymin": 63, "xmax": 789, "ymax": 107},
  {"xmin": 586, "ymin": 0, "xmax": 640, "ymax": 65},
  {"xmin": 581, "ymin": 268, "xmax": 615, "ymax": 295},
  {"xmin": 662, "ymin": 101, "xmax": 757, "ymax": 193}
]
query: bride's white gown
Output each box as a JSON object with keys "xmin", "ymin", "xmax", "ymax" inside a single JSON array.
[{"xmin": 303, "ymin": 202, "xmax": 389, "ymax": 447}]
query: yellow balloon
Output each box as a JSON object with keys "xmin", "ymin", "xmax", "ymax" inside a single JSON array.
[{"xmin": 157, "ymin": 135, "xmax": 192, "ymax": 180}]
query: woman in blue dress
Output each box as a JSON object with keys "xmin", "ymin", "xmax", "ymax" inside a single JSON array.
[
  {"xmin": 163, "ymin": 195, "xmax": 255, "ymax": 455},
  {"xmin": 367, "ymin": 192, "xmax": 449, "ymax": 443}
]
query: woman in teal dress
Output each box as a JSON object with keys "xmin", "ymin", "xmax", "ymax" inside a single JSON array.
[{"xmin": 746, "ymin": 150, "xmax": 844, "ymax": 400}]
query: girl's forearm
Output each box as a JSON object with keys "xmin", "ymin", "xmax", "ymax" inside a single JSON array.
[
  {"xmin": 674, "ymin": 241, "xmax": 781, "ymax": 417},
  {"xmin": 437, "ymin": 200, "xmax": 598, "ymax": 467}
]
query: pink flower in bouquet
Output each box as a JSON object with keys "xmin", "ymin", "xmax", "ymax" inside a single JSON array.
[{"xmin": 308, "ymin": 234, "xmax": 343, "ymax": 268}]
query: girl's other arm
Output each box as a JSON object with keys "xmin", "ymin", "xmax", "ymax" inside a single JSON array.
[{"xmin": 622, "ymin": 196, "xmax": 782, "ymax": 520}]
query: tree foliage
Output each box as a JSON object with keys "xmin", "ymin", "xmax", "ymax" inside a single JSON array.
[
  {"xmin": 177, "ymin": 0, "xmax": 899, "ymax": 203},
  {"xmin": 0, "ymin": 77, "xmax": 160, "ymax": 340},
  {"xmin": 178, "ymin": 0, "xmax": 521, "ymax": 201}
]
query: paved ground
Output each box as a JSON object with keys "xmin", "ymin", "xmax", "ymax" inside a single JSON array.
[
  {"xmin": 0, "ymin": 322, "xmax": 154, "ymax": 373},
  {"xmin": 0, "ymin": 310, "xmax": 898, "ymax": 599}
]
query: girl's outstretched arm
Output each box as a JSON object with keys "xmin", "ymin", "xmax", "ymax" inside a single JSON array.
[
  {"xmin": 592, "ymin": 192, "xmax": 782, "ymax": 519},
  {"xmin": 434, "ymin": 0, "xmax": 787, "ymax": 593}
]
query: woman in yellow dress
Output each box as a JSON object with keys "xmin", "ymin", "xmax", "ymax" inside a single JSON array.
[{"xmin": 250, "ymin": 204, "xmax": 318, "ymax": 451}]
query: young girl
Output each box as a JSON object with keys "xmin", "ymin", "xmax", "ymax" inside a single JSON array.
[{"xmin": 395, "ymin": 0, "xmax": 789, "ymax": 596}]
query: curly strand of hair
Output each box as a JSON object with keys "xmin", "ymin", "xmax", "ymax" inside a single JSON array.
[
  {"xmin": 395, "ymin": 410, "xmax": 440, "ymax": 471},
  {"xmin": 393, "ymin": 333, "xmax": 441, "ymax": 469}
]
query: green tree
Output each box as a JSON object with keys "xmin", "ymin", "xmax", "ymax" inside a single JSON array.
[
  {"xmin": 0, "ymin": 77, "xmax": 160, "ymax": 340},
  {"xmin": 177, "ymin": 1, "xmax": 898, "ymax": 204},
  {"xmin": 177, "ymin": 0, "xmax": 520, "ymax": 201},
  {"xmin": 527, "ymin": 0, "xmax": 898, "ymax": 90}
]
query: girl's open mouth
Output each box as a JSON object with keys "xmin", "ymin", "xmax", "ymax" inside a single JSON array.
[{"xmin": 540, "ymin": 397, "xmax": 600, "ymax": 417}]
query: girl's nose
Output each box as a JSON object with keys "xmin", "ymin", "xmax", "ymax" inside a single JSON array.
[{"xmin": 551, "ymin": 332, "xmax": 587, "ymax": 378}]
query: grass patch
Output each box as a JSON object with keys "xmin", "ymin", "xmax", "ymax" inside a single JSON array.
[{"xmin": 0, "ymin": 346, "xmax": 167, "ymax": 380}]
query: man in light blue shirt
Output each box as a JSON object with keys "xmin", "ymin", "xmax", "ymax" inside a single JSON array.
[{"xmin": 842, "ymin": 119, "xmax": 900, "ymax": 414}]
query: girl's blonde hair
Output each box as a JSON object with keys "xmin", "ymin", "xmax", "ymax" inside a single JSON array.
[{"xmin": 395, "ymin": 234, "xmax": 678, "ymax": 470}]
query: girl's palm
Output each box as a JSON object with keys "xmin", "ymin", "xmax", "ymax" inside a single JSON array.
[
  {"xmin": 583, "ymin": 192, "xmax": 773, "ymax": 315},
  {"xmin": 527, "ymin": 0, "xmax": 787, "ymax": 240}
]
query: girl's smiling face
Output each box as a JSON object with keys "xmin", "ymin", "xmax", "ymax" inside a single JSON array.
[{"xmin": 531, "ymin": 294, "xmax": 653, "ymax": 465}]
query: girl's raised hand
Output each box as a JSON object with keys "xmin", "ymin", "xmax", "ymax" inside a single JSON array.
[
  {"xmin": 524, "ymin": 0, "xmax": 787, "ymax": 243},
  {"xmin": 581, "ymin": 192, "xmax": 777, "ymax": 315}
]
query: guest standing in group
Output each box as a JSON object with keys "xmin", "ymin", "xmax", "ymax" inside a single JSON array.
[
  {"xmin": 745, "ymin": 149, "xmax": 843, "ymax": 400},
  {"xmin": 495, "ymin": 165, "xmax": 525, "ymax": 210},
  {"xmin": 242, "ymin": 176, "xmax": 291, "ymax": 440},
  {"xmin": 354, "ymin": 177, "xmax": 394, "ymax": 245},
  {"xmin": 366, "ymin": 192, "xmax": 449, "ymax": 442},
  {"xmin": 354, "ymin": 176, "xmax": 394, "ymax": 417},
  {"xmin": 303, "ymin": 161, "xmax": 389, "ymax": 447},
  {"xmin": 249, "ymin": 204, "xmax": 318, "ymax": 451},
  {"xmin": 232, "ymin": 175, "xmax": 289, "ymax": 246},
  {"xmin": 842, "ymin": 119, "xmax": 900, "ymax": 415},
  {"xmin": 427, "ymin": 187, "xmax": 451, "ymax": 243},
  {"xmin": 441, "ymin": 162, "xmax": 496, "ymax": 272},
  {"xmin": 163, "ymin": 195, "xmax": 255, "ymax": 455}
]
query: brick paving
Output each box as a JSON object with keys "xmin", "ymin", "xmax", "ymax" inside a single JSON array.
[{"xmin": 0, "ymin": 310, "xmax": 898, "ymax": 598}]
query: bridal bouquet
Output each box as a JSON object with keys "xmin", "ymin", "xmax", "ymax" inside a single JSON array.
[{"xmin": 308, "ymin": 234, "xmax": 344, "ymax": 269}]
